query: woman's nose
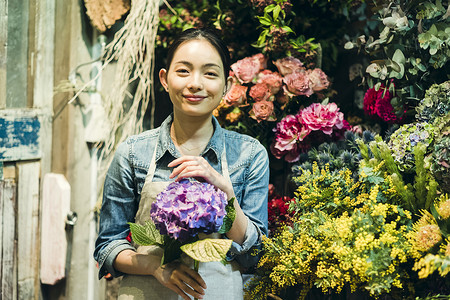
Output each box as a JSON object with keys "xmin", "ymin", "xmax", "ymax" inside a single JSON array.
[{"xmin": 187, "ymin": 74, "xmax": 203, "ymax": 90}]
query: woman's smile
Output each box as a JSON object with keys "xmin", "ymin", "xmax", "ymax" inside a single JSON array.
[{"xmin": 183, "ymin": 94, "xmax": 207, "ymax": 103}]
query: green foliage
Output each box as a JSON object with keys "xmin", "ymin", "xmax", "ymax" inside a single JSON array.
[
  {"xmin": 416, "ymin": 80, "xmax": 450, "ymax": 123},
  {"xmin": 180, "ymin": 239, "xmax": 233, "ymax": 262},
  {"xmin": 345, "ymin": 0, "xmax": 450, "ymax": 115},
  {"xmin": 359, "ymin": 135, "xmax": 438, "ymax": 215},
  {"xmin": 128, "ymin": 221, "xmax": 164, "ymax": 246},
  {"xmin": 218, "ymin": 197, "xmax": 236, "ymax": 234},
  {"xmin": 431, "ymin": 113, "xmax": 450, "ymax": 194}
]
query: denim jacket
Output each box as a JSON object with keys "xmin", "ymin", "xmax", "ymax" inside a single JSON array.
[{"xmin": 94, "ymin": 115, "xmax": 269, "ymax": 279}]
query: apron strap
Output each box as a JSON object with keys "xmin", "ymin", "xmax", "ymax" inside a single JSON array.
[{"xmin": 146, "ymin": 141, "xmax": 159, "ymax": 182}]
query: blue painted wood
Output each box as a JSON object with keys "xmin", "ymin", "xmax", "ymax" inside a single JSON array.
[{"xmin": 0, "ymin": 114, "xmax": 41, "ymax": 161}]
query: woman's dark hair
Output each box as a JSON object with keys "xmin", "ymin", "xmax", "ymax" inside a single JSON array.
[{"xmin": 165, "ymin": 28, "xmax": 231, "ymax": 78}]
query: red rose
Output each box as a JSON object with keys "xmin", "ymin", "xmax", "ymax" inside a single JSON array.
[
  {"xmin": 273, "ymin": 56, "xmax": 304, "ymax": 76},
  {"xmin": 283, "ymin": 71, "xmax": 313, "ymax": 97},
  {"xmin": 307, "ymin": 68, "xmax": 330, "ymax": 92},
  {"xmin": 249, "ymin": 83, "xmax": 272, "ymax": 102},
  {"xmin": 249, "ymin": 100, "xmax": 275, "ymax": 122},
  {"xmin": 257, "ymin": 70, "xmax": 283, "ymax": 94},
  {"xmin": 224, "ymin": 82, "xmax": 248, "ymax": 106},
  {"xmin": 231, "ymin": 54, "xmax": 267, "ymax": 84}
]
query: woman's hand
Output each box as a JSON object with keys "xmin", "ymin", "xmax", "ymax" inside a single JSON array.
[
  {"xmin": 153, "ymin": 262, "xmax": 206, "ymax": 300},
  {"xmin": 168, "ymin": 156, "xmax": 234, "ymax": 198},
  {"xmin": 168, "ymin": 156, "xmax": 248, "ymax": 245}
]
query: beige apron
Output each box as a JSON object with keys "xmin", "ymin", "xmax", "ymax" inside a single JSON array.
[{"xmin": 118, "ymin": 140, "xmax": 244, "ymax": 300}]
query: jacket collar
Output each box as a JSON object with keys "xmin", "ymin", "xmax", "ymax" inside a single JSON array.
[{"xmin": 155, "ymin": 114, "xmax": 224, "ymax": 162}]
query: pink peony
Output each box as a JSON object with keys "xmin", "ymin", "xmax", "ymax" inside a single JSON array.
[
  {"xmin": 249, "ymin": 83, "xmax": 272, "ymax": 102},
  {"xmin": 307, "ymin": 68, "xmax": 330, "ymax": 92},
  {"xmin": 273, "ymin": 56, "xmax": 304, "ymax": 76},
  {"xmin": 224, "ymin": 82, "xmax": 248, "ymax": 106},
  {"xmin": 257, "ymin": 70, "xmax": 283, "ymax": 94},
  {"xmin": 270, "ymin": 115, "xmax": 310, "ymax": 162},
  {"xmin": 249, "ymin": 100, "xmax": 275, "ymax": 123},
  {"xmin": 283, "ymin": 71, "xmax": 313, "ymax": 97},
  {"xmin": 298, "ymin": 102, "xmax": 346, "ymax": 135}
]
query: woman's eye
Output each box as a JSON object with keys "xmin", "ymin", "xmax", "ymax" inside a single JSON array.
[
  {"xmin": 176, "ymin": 69, "xmax": 189, "ymax": 74},
  {"xmin": 205, "ymin": 72, "xmax": 219, "ymax": 77}
]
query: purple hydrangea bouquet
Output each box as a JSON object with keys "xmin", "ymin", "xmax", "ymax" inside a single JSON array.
[{"xmin": 128, "ymin": 179, "xmax": 236, "ymax": 268}]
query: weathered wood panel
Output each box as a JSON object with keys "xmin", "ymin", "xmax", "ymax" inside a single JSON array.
[
  {"xmin": 0, "ymin": 110, "xmax": 41, "ymax": 162},
  {"xmin": 6, "ymin": 0, "xmax": 30, "ymax": 108},
  {"xmin": 1, "ymin": 178, "xmax": 18, "ymax": 300},
  {"xmin": 17, "ymin": 161, "xmax": 40, "ymax": 300},
  {"xmin": 41, "ymin": 173, "xmax": 71, "ymax": 285},
  {"xmin": 0, "ymin": 0, "xmax": 7, "ymax": 109}
]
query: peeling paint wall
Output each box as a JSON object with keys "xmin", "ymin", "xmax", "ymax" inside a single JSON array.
[{"xmin": 0, "ymin": 111, "xmax": 41, "ymax": 161}]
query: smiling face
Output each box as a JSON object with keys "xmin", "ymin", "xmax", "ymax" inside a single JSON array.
[{"xmin": 159, "ymin": 38, "xmax": 232, "ymax": 119}]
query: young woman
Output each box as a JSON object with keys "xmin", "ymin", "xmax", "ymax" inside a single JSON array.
[{"xmin": 94, "ymin": 28, "xmax": 269, "ymax": 300}]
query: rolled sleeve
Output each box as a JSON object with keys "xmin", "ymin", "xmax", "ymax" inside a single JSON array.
[
  {"xmin": 226, "ymin": 218, "xmax": 262, "ymax": 268},
  {"xmin": 97, "ymin": 239, "xmax": 136, "ymax": 279}
]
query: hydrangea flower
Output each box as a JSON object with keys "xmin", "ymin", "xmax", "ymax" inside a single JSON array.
[
  {"xmin": 416, "ymin": 80, "xmax": 450, "ymax": 123},
  {"xmin": 387, "ymin": 122, "xmax": 435, "ymax": 173},
  {"xmin": 150, "ymin": 179, "xmax": 228, "ymax": 242}
]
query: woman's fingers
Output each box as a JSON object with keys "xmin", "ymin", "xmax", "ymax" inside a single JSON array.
[
  {"xmin": 156, "ymin": 262, "xmax": 206, "ymax": 299},
  {"xmin": 167, "ymin": 156, "xmax": 199, "ymax": 168},
  {"xmin": 168, "ymin": 156, "xmax": 234, "ymax": 197},
  {"xmin": 169, "ymin": 157, "xmax": 216, "ymax": 181}
]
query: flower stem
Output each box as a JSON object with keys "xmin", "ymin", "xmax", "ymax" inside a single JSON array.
[{"xmin": 194, "ymin": 259, "xmax": 199, "ymax": 300}]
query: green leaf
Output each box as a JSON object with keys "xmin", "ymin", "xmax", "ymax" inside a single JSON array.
[
  {"xmin": 344, "ymin": 41, "xmax": 354, "ymax": 49},
  {"xmin": 264, "ymin": 4, "xmax": 276, "ymax": 13},
  {"xmin": 256, "ymin": 16, "xmax": 272, "ymax": 26},
  {"xmin": 180, "ymin": 239, "xmax": 233, "ymax": 262},
  {"xmin": 392, "ymin": 49, "xmax": 405, "ymax": 65},
  {"xmin": 281, "ymin": 26, "xmax": 294, "ymax": 34},
  {"xmin": 218, "ymin": 197, "xmax": 237, "ymax": 234},
  {"xmin": 273, "ymin": 5, "xmax": 281, "ymax": 20},
  {"xmin": 128, "ymin": 221, "xmax": 164, "ymax": 246}
]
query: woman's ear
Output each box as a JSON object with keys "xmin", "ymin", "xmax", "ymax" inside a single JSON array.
[
  {"xmin": 224, "ymin": 76, "xmax": 233, "ymax": 95},
  {"xmin": 159, "ymin": 69, "xmax": 169, "ymax": 92}
]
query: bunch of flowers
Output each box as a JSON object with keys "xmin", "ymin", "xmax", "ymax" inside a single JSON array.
[
  {"xmin": 416, "ymin": 80, "xmax": 450, "ymax": 123},
  {"xmin": 408, "ymin": 194, "xmax": 450, "ymax": 280},
  {"xmin": 128, "ymin": 179, "xmax": 235, "ymax": 267},
  {"xmin": 150, "ymin": 179, "xmax": 228, "ymax": 242},
  {"xmin": 363, "ymin": 83, "xmax": 404, "ymax": 124},
  {"xmin": 267, "ymin": 184, "xmax": 293, "ymax": 236},
  {"xmin": 217, "ymin": 55, "xmax": 330, "ymax": 123},
  {"xmin": 387, "ymin": 122, "xmax": 435, "ymax": 174},
  {"xmin": 431, "ymin": 114, "xmax": 450, "ymax": 194},
  {"xmin": 246, "ymin": 163, "xmax": 414, "ymax": 299},
  {"xmin": 270, "ymin": 101, "xmax": 351, "ymax": 162}
]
